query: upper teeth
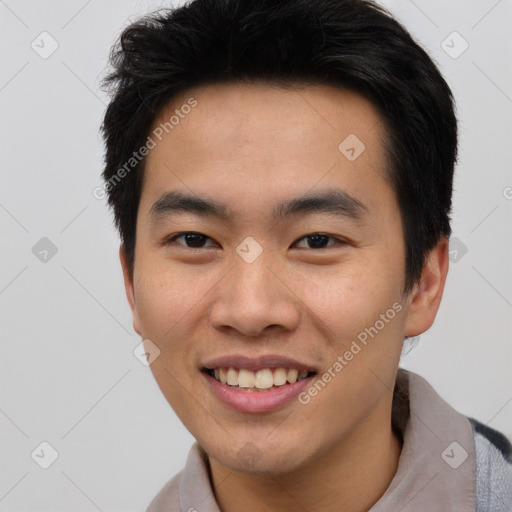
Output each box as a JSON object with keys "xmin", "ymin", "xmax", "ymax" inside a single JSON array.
[{"xmin": 212, "ymin": 367, "xmax": 309, "ymax": 389}]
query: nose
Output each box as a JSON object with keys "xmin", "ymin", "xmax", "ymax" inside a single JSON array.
[{"xmin": 208, "ymin": 255, "xmax": 301, "ymax": 338}]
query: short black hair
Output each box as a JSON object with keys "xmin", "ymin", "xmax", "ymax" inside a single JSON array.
[{"xmin": 100, "ymin": 0, "xmax": 457, "ymax": 294}]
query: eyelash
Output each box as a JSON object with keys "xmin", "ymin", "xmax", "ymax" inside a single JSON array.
[{"xmin": 162, "ymin": 232, "xmax": 347, "ymax": 250}]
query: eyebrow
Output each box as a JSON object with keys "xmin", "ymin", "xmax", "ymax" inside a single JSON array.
[{"xmin": 149, "ymin": 188, "xmax": 368, "ymax": 223}]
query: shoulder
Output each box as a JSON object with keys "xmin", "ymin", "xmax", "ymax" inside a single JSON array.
[
  {"xmin": 469, "ymin": 418, "xmax": 512, "ymax": 512},
  {"xmin": 145, "ymin": 471, "xmax": 182, "ymax": 512}
]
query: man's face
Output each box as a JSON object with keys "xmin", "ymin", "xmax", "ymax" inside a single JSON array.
[{"xmin": 123, "ymin": 82, "xmax": 418, "ymax": 474}]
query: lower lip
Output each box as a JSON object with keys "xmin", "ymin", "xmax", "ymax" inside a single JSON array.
[{"xmin": 202, "ymin": 371, "xmax": 316, "ymax": 413}]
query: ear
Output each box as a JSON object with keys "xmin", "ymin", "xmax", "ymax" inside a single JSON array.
[
  {"xmin": 404, "ymin": 236, "xmax": 449, "ymax": 337},
  {"xmin": 119, "ymin": 245, "xmax": 142, "ymax": 336}
]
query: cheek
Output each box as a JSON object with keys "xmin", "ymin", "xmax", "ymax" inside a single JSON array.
[
  {"xmin": 296, "ymin": 257, "xmax": 403, "ymax": 336},
  {"xmin": 133, "ymin": 268, "xmax": 209, "ymax": 419},
  {"xmin": 134, "ymin": 261, "xmax": 218, "ymax": 336},
  {"xmin": 296, "ymin": 257, "xmax": 406, "ymax": 403}
]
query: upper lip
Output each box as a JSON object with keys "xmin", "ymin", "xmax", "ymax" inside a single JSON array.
[{"xmin": 202, "ymin": 354, "xmax": 318, "ymax": 372}]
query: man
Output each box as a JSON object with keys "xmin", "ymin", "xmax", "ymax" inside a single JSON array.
[{"xmin": 100, "ymin": 0, "xmax": 512, "ymax": 510}]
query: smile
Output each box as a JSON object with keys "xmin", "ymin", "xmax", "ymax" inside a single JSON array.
[
  {"xmin": 205, "ymin": 367, "xmax": 315, "ymax": 391},
  {"xmin": 202, "ymin": 366, "xmax": 318, "ymax": 413}
]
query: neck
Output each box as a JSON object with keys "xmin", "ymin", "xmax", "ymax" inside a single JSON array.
[{"xmin": 208, "ymin": 408, "xmax": 402, "ymax": 512}]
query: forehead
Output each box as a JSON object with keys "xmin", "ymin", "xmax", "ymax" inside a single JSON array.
[
  {"xmin": 141, "ymin": 81, "xmax": 393, "ymax": 217},
  {"xmin": 150, "ymin": 80, "xmax": 386, "ymax": 152}
]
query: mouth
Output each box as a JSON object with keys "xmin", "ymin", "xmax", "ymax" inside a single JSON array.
[
  {"xmin": 202, "ymin": 366, "xmax": 317, "ymax": 392},
  {"xmin": 201, "ymin": 364, "xmax": 318, "ymax": 413}
]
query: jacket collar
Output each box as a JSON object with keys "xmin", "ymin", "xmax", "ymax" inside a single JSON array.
[{"xmin": 370, "ymin": 369, "xmax": 476, "ymax": 510}]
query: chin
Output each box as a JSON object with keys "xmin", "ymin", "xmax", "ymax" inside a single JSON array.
[{"xmin": 204, "ymin": 435, "xmax": 314, "ymax": 475}]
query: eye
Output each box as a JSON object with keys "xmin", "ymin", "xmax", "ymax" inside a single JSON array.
[
  {"xmin": 164, "ymin": 232, "xmax": 218, "ymax": 248},
  {"xmin": 293, "ymin": 233, "xmax": 346, "ymax": 249},
  {"xmin": 163, "ymin": 232, "xmax": 346, "ymax": 250}
]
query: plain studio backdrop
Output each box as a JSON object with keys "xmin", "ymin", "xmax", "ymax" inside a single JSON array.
[{"xmin": 0, "ymin": 0, "xmax": 511, "ymax": 510}]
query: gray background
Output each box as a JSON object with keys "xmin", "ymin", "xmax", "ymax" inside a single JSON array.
[{"xmin": 0, "ymin": 0, "xmax": 511, "ymax": 510}]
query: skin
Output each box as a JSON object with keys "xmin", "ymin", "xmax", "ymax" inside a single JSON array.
[{"xmin": 120, "ymin": 82, "xmax": 449, "ymax": 512}]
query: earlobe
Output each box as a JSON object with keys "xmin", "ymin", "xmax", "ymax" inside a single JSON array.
[
  {"xmin": 119, "ymin": 245, "xmax": 142, "ymax": 336},
  {"xmin": 404, "ymin": 236, "xmax": 449, "ymax": 337}
]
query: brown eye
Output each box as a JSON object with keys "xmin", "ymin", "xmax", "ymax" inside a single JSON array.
[
  {"xmin": 165, "ymin": 232, "xmax": 217, "ymax": 248},
  {"xmin": 293, "ymin": 233, "xmax": 345, "ymax": 249}
]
